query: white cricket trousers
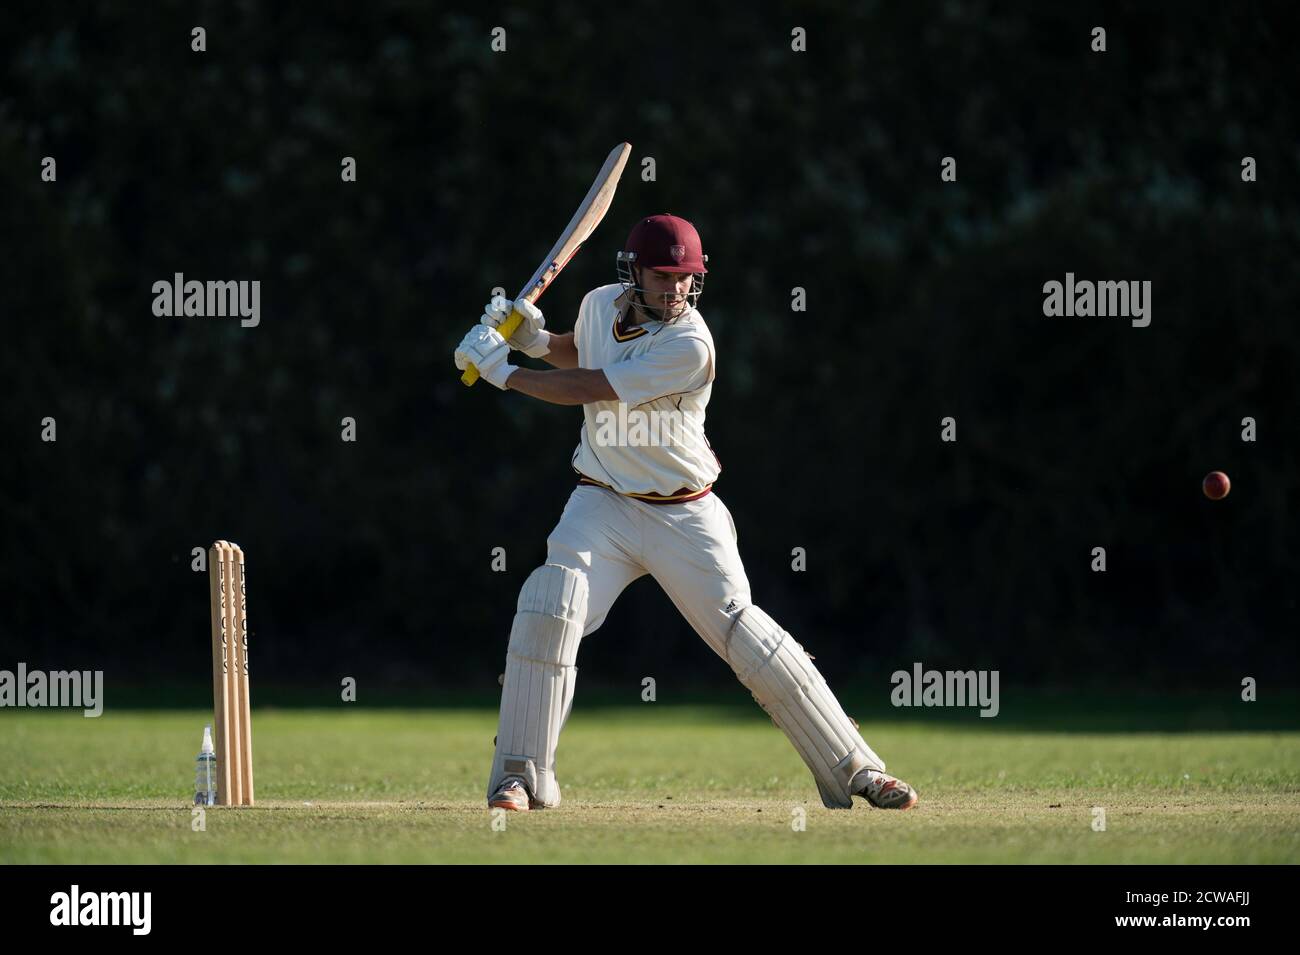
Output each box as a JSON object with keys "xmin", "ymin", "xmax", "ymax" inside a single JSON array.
[
  {"xmin": 545, "ymin": 484, "xmax": 752, "ymax": 649},
  {"xmin": 507, "ymin": 482, "xmax": 889, "ymax": 809}
]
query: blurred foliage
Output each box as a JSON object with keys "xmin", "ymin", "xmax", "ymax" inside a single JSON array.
[{"xmin": 1, "ymin": 2, "xmax": 1296, "ymax": 689}]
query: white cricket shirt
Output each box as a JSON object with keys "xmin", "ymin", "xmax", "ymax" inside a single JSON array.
[{"xmin": 569, "ymin": 283, "xmax": 721, "ymax": 502}]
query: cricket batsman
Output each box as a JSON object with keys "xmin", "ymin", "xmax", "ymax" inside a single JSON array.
[{"xmin": 454, "ymin": 214, "xmax": 919, "ymax": 812}]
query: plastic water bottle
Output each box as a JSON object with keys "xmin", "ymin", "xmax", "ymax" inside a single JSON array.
[{"xmin": 194, "ymin": 725, "xmax": 217, "ymax": 806}]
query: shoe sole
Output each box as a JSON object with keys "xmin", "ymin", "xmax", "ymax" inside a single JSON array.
[{"xmin": 863, "ymin": 788, "xmax": 919, "ymax": 811}]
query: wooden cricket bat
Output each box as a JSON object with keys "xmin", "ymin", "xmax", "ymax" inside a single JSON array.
[{"xmin": 461, "ymin": 142, "xmax": 633, "ymax": 386}]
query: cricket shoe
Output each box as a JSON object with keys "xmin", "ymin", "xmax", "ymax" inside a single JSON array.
[
  {"xmin": 488, "ymin": 777, "xmax": 534, "ymax": 811},
  {"xmin": 852, "ymin": 769, "xmax": 919, "ymax": 810}
]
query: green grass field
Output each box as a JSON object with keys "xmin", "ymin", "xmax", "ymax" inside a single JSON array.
[{"xmin": 3, "ymin": 696, "xmax": 1298, "ymax": 863}]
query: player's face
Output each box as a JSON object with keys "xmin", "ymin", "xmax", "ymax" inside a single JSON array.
[{"xmin": 638, "ymin": 268, "xmax": 693, "ymax": 319}]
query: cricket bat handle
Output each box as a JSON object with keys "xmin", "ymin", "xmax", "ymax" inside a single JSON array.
[{"xmin": 461, "ymin": 308, "xmax": 527, "ymax": 386}]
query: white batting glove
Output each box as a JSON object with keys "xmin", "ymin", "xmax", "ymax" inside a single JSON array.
[
  {"xmin": 454, "ymin": 325, "xmax": 516, "ymax": 389},
  {"xmin": 480, "ymin": 294, "xmax": 551, "ymax": 358}
]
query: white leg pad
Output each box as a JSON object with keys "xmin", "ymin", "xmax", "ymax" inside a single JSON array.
[
  {"xmin": 724, "ymin": 605, "xmax": 885, "ymax": 808},
  {"xmin": 487, "ymin": 564, "xmax": 588, "ymax": 808}
]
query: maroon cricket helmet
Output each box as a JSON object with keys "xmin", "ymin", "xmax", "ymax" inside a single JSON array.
[{"xmin": 620, "ymin": 214, "xmax": 709, "ymax": 274}]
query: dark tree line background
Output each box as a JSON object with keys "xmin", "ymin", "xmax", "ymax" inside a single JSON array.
[{"xmin": 2, "ymin": 3, "xmax": 1296, "ymax": 696}]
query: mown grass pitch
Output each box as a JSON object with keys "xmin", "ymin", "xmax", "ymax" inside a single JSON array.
[{"xmin": 2, "ymin": 701, "xmax": 1298, "ymax": 863}]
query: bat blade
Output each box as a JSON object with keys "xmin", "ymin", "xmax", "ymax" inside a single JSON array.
[{"xmin": 461, "ymin": 142, "xmax": 632, "ymax": 386}]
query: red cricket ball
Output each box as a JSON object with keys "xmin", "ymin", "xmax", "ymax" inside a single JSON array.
[{"xmin": 1202, "ymin": 471, "xmax": 1231, "ymax": 500}]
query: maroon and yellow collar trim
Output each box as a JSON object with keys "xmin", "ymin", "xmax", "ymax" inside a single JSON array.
[
  {"xmin": 611, "ymin": 289, "xmax": 651, "ymax": 341},
  {"xmin": 612, "ymin": 310, "xmax": 648, "ymax": 342},
  {"xmin": 577, "ymin": 474, "xmax": 712, "ymax": 504}
]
